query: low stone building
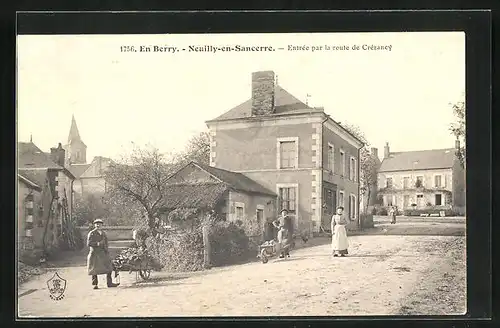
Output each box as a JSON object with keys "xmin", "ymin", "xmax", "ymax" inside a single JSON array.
[
  {"xmin": 161, "ymin": 161, "xmax": 277, "ymax": 241},
  {"xmin": 377, "ymin": 140, "xmax": 466, "ymax": 215}
]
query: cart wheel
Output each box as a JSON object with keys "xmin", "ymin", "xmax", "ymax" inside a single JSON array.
[
  {"xmin": 139, "ymin": 269, "xmax": 151, "ymax": 280},
  {"xmin": 260, "ymin": 249, "xmax": 268, "ymax": 264}
]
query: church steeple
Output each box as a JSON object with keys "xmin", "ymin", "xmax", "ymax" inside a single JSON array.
[
  {"xmin": 65, "ymin": 114, "xmax": 87, "ymax": 165},
  {"xmin": 68, "ymin": 114, "xmax": 82, "ymax": 143}
]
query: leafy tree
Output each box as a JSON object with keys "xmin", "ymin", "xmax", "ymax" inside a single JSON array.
[
  {"xmin": 449, "ymin": 97, "xmax": 466, "ymax": 168},
  {"xmin": 340, "ymin": 123, "xmax": 380, "ymax": 213}
]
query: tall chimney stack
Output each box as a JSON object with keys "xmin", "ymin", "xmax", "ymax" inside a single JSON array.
[
  {"xmin": 50, "ymin": 143, "xmax": 66, "ymax": 167},
  {"xmin": 384, "ymin": 142, "xmax": 390, "ymax": 159},
  {"xmin": 251, "ymin": 71, "xmax": 275, "ymax": 116}
]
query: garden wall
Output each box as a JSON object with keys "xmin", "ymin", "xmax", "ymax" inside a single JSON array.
[{"xmin": 78, "ymin": 226, "xmax": 134, "ymax": 241}]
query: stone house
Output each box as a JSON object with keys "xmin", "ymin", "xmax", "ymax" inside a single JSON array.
[
  {"xmin": 205, "ymin": 71, "xmax": 364, "ymax": 235},
  {"xmin": 377, "ymin": 140, "xmax": 466, "ymax": 214},
  {"xmin": 161, "ymin": 161, "xmax": 277, "ymax": 240},
  {"xmin": 64, "ymin": 115, "xmax": 113, "ymax": 198},
  {"xmin": 72, "ymin": 156, "xmax": 113, "ymax": 196},
  {"xmin": 17, "ymin": 141, "xmax": 76, "ymax": 258}
]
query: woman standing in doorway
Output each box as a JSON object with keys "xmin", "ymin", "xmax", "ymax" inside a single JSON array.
[{"xmin": 331, "ymin": 206, "xmax": 351, "ymax": 257}]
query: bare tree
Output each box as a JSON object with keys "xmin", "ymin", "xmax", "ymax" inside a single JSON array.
[
  {"xmin": 177, "ymin": 131, "xmax": 210, "ymax": 165},
  {"xmin": 340, "ymin": 123, "xmax": 379, "ymax": 213},
  {"xmin": 104, "ymin": 144, "xmax": 177, "ymax": 235},
  {"xmin": 449, "ymin": 97, "xmax": 466, "ymax": 168}
]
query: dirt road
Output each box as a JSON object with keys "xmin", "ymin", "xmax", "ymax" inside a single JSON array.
[{"xmin": 18, "ymin": 234, "xmax": 465, "ymax": 317}]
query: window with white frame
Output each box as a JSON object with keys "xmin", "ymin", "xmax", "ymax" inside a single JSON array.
[
  {"xmin": 235, "ymin": 202, "xmax": 245, "ymax": 220},
  {"xmin": 277, "ymin": 137, "xmax": 298, "ymax": 169},
  {"xmin": 416, "ymin": 176, "xmax": 424, "ymax": 187},
  {"xmin": 434, "ymin": 175, "xmax": 443, "ymax": 188},
  {"xmin": 256, "ymin": 205, "xmax": 264, "ymax": 225},
  {"xmin": 386, "ymin": 177, "xmax": 393, "ymax": 188},
  {"xmin": 339, "ymin": 149, "xmax": 345, "ymax": 177},
  {"xmin": 338, "ymin": 190, "xmax": 345, "ymax": 209},
  {"xmin": 350, "ymin": 157, "xmax": 356, "ymax": 181},
  {"xmin": 403, "ymin": 177, "xmax": 409, "ymax": 189},
  {"xmin": 278, "ymin": 186, "xmax": 297, "ymax": 214},
  {"xmin": 349, "ymin": 194, "xmax": 356, "ymax": 219},
  {"xmin": 327, "ymin": 143, "xmax": 335, "ymax": 171}
]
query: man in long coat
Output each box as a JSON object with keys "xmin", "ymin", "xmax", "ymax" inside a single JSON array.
[{"xmin": 87, "ymin": 219, "xmax": 119, "ymax": 289}]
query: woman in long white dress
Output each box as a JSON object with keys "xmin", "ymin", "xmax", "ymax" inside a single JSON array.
[{"xmin": 331, "ymin": 206, "xmax": 351, "ymax": 257}]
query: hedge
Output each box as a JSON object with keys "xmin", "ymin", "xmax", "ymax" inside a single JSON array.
[
  {"xmin": 403, "ymin": 208, "xmax": 459, "ymax": 217},
  {"xmin": 148, "ymin": 220, "xmax": 252, "ymax": 272}
]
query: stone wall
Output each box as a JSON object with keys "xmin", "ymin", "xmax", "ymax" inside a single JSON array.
[{"xmin": 78, "ymin": 226, "xmax": 135, "ymax": 241}]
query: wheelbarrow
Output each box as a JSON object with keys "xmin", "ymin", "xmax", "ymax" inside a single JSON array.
[{"xmin": 257, "ymin": 240, "xmax": 290, "ymax": 264}]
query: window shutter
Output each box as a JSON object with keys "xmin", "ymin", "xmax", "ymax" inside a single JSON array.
[{"xmin": 348, "ymin": 195, "xmax": 352, "ymax": 218}]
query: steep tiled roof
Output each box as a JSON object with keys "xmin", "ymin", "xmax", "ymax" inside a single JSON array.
[
  {"xmin": 210, "ymin": 85, "xmax": 312, "ymax": 121},
  {"xmin": 18, "ymin": 169, "xmax": 48, "ymax": 189},
  {"xmin": 379, "ymin": 148, "xmax": 457, "ymax": 173},
  {"xmin": 194, "ymin": 162, "xmax": 277, "ymax": 196},
  {"xmin": 68, "ymin": 163, "xmax": 91, "ymax": 178},
  {"xmin": 162, "ymin": 183, "xmax": 229, "ymax": 210},
  {"xmin": 18, "ymin": 173, "xmax": 43, "ymax": 191},
  {"xmin": 18, "ymin": 142, "xmax": 61, "ymax": 169}
]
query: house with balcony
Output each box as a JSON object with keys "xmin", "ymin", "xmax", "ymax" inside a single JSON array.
[
  {"xmin": 377, "ymin": 141, "xmax": 466, "ymax": 215},
  {"xmin": 205, "ymin": 70, "xmax": 364, "ymax": 235}
]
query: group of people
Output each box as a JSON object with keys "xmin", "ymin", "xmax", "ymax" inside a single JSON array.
[
  {"xmin": 271, "ymin": 205, "xmax": 354, "ymax": 259},
  {"xmin": 86, "ymin": 204, "xmax": 361, "ymax": 289}
]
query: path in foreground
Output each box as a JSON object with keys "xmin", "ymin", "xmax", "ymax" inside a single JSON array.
[{"xmin": 18, "ymin": 235, "xmax": 465, "ymax": 317}]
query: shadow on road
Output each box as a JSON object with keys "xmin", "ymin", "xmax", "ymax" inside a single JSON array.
[{"xmin": 123, "ymin": 274, "xmax": 199, "ymax": 289}]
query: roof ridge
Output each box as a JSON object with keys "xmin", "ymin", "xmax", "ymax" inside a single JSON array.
[{"xmin": 390, "ymin": 148, "xmax": 455, "ymax": 154}]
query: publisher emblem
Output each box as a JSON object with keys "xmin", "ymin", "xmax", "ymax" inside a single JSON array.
[{"xmin": 46, "ymin": 272, "xmax": 66, "ymax": 301}]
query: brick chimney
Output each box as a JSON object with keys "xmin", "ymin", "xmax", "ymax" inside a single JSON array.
[
  {"xmin": 384, "ymin": 142, "xmax": 390, "ymax": 159},
  {"xmin": 251, "ymin": 71, "xmax": 275, "ymax": 116},
  {"xmin": 50, "ymin": 143, "xmax": 66, "ymax": 167},
  {"xmin": 371, "ymin": 147, "xmax": 378, "ymax": 159}
]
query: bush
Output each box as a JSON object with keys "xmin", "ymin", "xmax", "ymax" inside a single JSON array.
[
  {"xmin": 360, "ymin": 214, "xmax": 374, "ymax": 229},
  {"xmin": 376, "ymin": 207, "xmax": 388, "ymax": 216},
  {"xmin": 152, "ymin": 231, "xmax": 205, "ymax": 272},
  {"xmin": 210, "ymin": 221, "xmax": 251, "ymax": 266},
  {"xmin": 403, "ymin": 208, "xmax": 457, "ymax": 217},
  {"xmin": 148, "ymin": 220, "xmax": 252, "ymax": 272}
]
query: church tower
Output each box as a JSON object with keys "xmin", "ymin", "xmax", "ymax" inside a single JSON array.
[{"xmin": 64, "ymin": 115, "xmax": 87, "ymax": 165}]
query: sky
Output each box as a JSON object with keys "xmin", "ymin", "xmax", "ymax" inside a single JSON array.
[{"xmin": 17, "ymin": 32, "xmax": 465, "ymax": 162}]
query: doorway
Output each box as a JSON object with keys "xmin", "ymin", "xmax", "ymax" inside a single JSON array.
[{"xmin": 322, "ymin": 183, "xmax": 337, "ymax": 231}]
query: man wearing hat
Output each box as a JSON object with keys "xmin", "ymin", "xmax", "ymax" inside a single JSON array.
[
  {"xmin": 87, "ymin": 219, "xmax": 119, "ymax": 289},
  {"xmin": 272, "ymin": 209, "xmax": 294, "ymax": 258}
]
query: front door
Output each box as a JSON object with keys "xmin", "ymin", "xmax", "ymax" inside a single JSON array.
[
  {"xmin": 322, "ymin": 185, "xmax": 337, "ymax": 231},
  {"xmin": 403, "ymin": 195, "xmax": 410, "ymax": 208},
  {"xmin": 417, "ymin": 194, "xmax": 424, "ymax": 208}
]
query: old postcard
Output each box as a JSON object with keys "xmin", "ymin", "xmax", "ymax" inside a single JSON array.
[{"xmin": 16, "ymin": 31, "xmax": 466, "ymax": 317}]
